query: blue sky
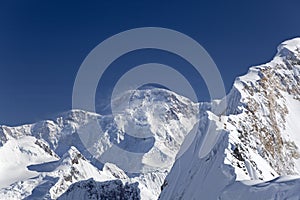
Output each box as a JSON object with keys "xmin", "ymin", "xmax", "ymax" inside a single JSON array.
[{"xmin": 0, "ymin": 0, "xmax": 300, "ymax": 125}]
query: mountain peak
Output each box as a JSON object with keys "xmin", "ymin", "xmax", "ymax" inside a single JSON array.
[
  {"xmin": 160, "ymin": 37, "xmax": 300, "ymax": 199},
  {"xmin": 61, "ymin": 146, "xmax": 86, "ymax": 165},
  {"xmin": 277, "ymin": 37, "xmax": 300, "ymax": 58}
]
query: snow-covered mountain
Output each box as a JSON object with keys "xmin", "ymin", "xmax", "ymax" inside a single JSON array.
[
  {"xmin": 0, "ymin": 89, "xmax": 199, "ymax": 199},
  {"xmin": 159, "ymin": 38, "xmax": 300, "ymax": 199},
  {"xmin": 1, "ymin": 38, "xmax": 300, "ymax": 199}
]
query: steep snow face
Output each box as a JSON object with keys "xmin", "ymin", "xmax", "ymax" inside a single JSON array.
[
  {"xmin": 0, "ymin": 89, "xmax": 199, "ymax": 200},
  {"xmin": 159, "ymin": 125, "xmax": 236, "ymax": 200},
  {"xmin": 101, "ymin": 89, "xmax": 199, "ymax": 173},
  {"xmin": 160, "ymin": 38, "xmax": 300, "ymax": 199}
]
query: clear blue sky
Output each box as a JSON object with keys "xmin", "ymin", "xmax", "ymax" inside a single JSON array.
[{"xmin": 1, "ymin": 0, "xmax": 300, "ymax": 125}]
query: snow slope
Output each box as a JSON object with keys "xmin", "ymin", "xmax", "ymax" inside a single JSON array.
[{"xmin": 0, "ymin": 136, "xmax": 58, "ymax": 188}]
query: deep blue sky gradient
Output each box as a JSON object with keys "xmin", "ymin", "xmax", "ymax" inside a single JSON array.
[{"xmin": 1, "ymin": 0, "xmax": 300, "ymax": 125}]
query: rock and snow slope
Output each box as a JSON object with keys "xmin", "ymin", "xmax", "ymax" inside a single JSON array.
[
  {"xmin": 1, "ymin": 38, "xmax": 300, "ymax": 199},
  {"xmin": 160, "ymin": 38, "xmax": 300, "ymax": 199}
]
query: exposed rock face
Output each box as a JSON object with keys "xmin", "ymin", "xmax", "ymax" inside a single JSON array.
[
  {"xmin": 224, "ymin": 38, "xmax": 300, "ymax": 180},
  {"xmin": 58, "ymin": 179, "xmax": 140, "ymax": 200}
]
